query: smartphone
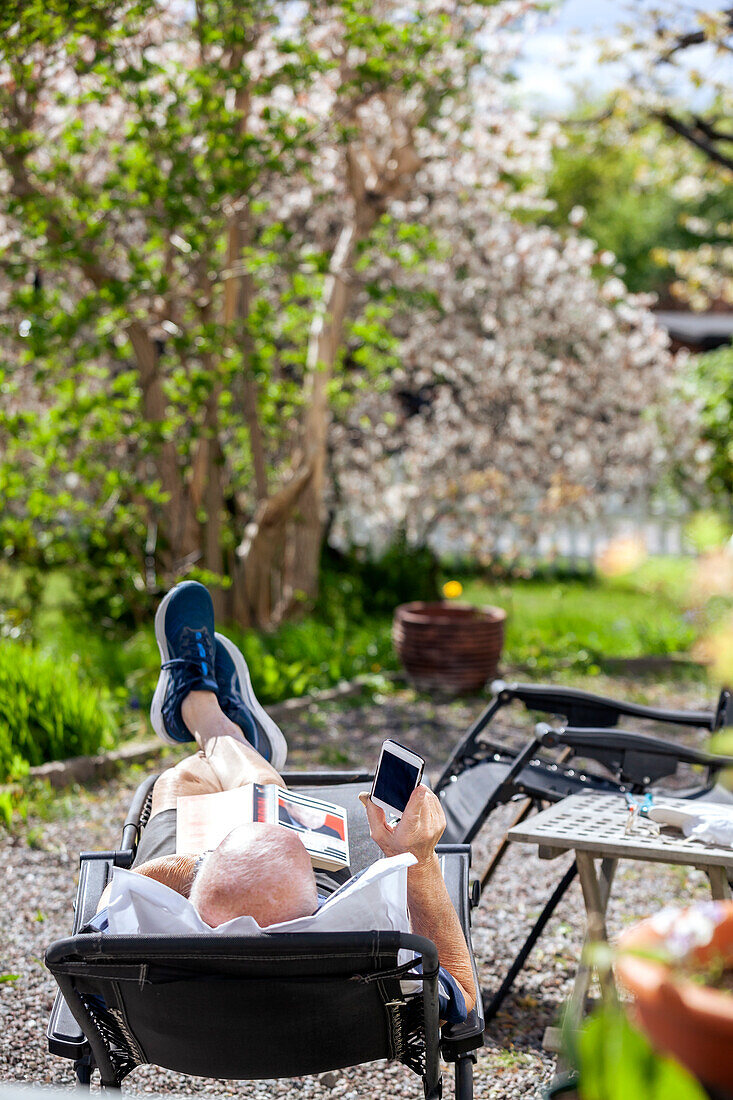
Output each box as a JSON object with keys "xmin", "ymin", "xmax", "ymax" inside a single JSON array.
[{"xmin": 370, "ymin": 739, "xmax": 425, "ymax": 820}]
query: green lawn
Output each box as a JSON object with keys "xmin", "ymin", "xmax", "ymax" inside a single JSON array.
[
  {"xmin": 2, "ymin": 556, "xmax": 724, "ymax": 745},
  {"xmin": 458, "ymin": 558, "xmax": 715, "ymax": 674},
  {"xmin": 2, "ymin": 555, "xmax": 729, "ymax": 781}
]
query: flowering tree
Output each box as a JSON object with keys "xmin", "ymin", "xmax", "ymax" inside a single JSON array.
[
  {"xmin": 1, "ymin": 0, "xmax": 529, "ymax": 626},
  {"xmin": 331, "ymin": 200, "xmax": 680, "ymax": 558},
  {"xmin": 0, "ymin": 0, "xmax": 679, "ymax": 628},
  {"xmin": 324, "ymin": 29, "xmax": 684, "ymax": 557},
  {"xmin": 545, "ymin": 114, "xmax": 733, "ymax": 302}
]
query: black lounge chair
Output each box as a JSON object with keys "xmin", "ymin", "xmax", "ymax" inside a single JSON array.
[
  {"xmin": 433, "ymin": 680, "xmax": 733, "ymax": 1021},
  {"xmin": 46, "ymin": 771, "xmax": 485, "ymax": 1099}
]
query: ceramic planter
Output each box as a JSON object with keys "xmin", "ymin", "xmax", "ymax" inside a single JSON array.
[
  {"xmin": 615, "ymin": 900, "xmax": 733, "ymax": 1094},
  {"xmin": 392, "ymin": 601, "xmax": 506, "ymax": 694}
]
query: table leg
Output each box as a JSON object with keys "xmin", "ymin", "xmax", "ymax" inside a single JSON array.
[
  {"xmin": 562, "ymin": 853, "xmax": 618, "ymax": 1038},
  {"xmin": 707, "ymin": 865, "xmax": 732, "ymax": 901}
]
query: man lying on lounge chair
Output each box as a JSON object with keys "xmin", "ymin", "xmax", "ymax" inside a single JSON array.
[{"xmin": 92, "ymin": 581, "xmax": 476, "ymax": 1024}]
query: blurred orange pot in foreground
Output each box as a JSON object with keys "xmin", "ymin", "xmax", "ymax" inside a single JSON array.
[{"xmin": 616, "ymin": 901, "xmax": 733, "ymax": 1094}]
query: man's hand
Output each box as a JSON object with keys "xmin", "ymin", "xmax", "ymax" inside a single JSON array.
[
  {"xmin": 358, "ymin": 784, "xmax": 445, "ymax": 866},
  {"xmin": 360, "ymin": 783, "xmax": 476, "ymax": 1015}
]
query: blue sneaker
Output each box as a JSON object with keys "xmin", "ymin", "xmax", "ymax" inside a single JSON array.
[
  {"xmin": 150, "ymin": 582, "xmax": 220, "ymax": 745},
  {"xmin": 214, "ymin": 633, "xmax": 288, "ymax": 771}
]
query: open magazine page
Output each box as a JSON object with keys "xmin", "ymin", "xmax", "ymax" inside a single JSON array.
[
  {"xmin": 176, "ymin": 785, "xmax": 256, "ymax": 853},
  {"xmin": 176, "ymin": 783, "xmax": 349, "ymax": 868},
  {"xmin": 273, "ymin": 787, "xmax": 349, "ymax": 870}
]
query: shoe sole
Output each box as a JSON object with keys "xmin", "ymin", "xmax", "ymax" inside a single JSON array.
[
  {"xmin": 150, "ymin": 585, "xmax": 193, "ymax": 746},
  {"xmin": 215, "ymin": 632, "xmax": 288, "ymax": 771}
]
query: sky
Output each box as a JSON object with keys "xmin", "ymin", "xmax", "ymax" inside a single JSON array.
[{"xmin": 513, "ymin": 0, "xmax": 732, "ymax": 111}]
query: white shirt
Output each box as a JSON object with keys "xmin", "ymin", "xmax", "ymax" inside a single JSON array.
[{"xmin": 104, "ymin": 851, "xmax": 416, "ymax": 936}]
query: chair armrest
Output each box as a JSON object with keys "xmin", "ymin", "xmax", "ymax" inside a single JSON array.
[
  {"xmin": 73, "ymin": 854, "xmax": 116, "ymax": 930},
  {"xmin": 47, "ymin": 853, "xmax": 115, "ymax": 1060},
  {"xmin": 282, "ymin": 771, "xmax": 373, "ymax": 785},
  {"xmin": 538, "ymin": 723, "xmax": 733, "ymax": 787},
  {"xmin": 441, "ymin": 1007, "xmax": 485, "ymax": 1058},
  {"xmin": 492, "ymin": 680, "xmax": 721, "ymax": 731},
  {"xmin": 47, "ymin": 987, "xmax": 90, "ymax": 1060},
  {"xmin": 436, "ymin": 845, "xmax": 473, "ymax": 932},
  {"xmin": 435, "ymin": 846, "xmax": 485, "ymax": 1058},
  {"xmin": 120, "ymin": 772, "xmax": 159, "ymax": 857}
]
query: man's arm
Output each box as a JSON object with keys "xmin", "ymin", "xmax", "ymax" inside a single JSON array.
[
  {"xmin": 359, "ymin": 786, "xmax": 476, "ymax": 1014},
  {"xmin": 96, "ymin": 854, "xmax": 198, "ymax": 912}
]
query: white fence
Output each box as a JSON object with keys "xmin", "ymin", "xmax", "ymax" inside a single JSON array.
[
  {"xmin": 430, "ymin": 506, "xmax": 693, "ymax": 565},
  {"xmin": 497, "ymin": 513, "xmax": 689, "ymax": 564}
]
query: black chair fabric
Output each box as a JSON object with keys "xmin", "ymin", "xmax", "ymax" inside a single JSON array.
[
  {"xmin": 439, "ymin": 758, "xmax": 620, "ymax": 845},
  {"xmin": 47, "ymin": 931, "xmax": 435, "ymax": 1082}
]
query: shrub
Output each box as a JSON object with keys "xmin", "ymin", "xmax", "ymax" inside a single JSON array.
[
  {"xmin": 0, "ymin": 641, "xmax": 115, "ymax": 779},
  {"xmin": 319, "ymin": 534, "xmax": 440, "ymax": 620},
  {"xmin": 225, "ymin": 615, "xmax": 397, "ymax": 704},
  {"xmin": 686, "ymin": 345, "xmax": 733, "ymax": 504}
]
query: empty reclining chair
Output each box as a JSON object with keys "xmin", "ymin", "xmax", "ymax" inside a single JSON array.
[
  {"xmin": 436, "ymin": 680, "xmax": 733, "ymax": 846},
  {"xmin": 434, "ymin": 680, "xmax": 733, "ymax": 1019},
  {"xmin": 46, "ymin": 770, "xmax": 485, "ymax": 1099}
]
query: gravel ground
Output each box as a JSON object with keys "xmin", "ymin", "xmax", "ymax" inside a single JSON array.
[{"xmin": 0, "ymin": 675, "xmax": 721, "ymax": 1099}]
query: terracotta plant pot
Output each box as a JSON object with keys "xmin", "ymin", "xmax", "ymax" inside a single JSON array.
[
  {"xmin": 616, "ymin": 901, "xmax": 733, "ymax": 1094},
  {"xmin": 392, "ymin": 601, "xmax": 506, "ymax": 695}
]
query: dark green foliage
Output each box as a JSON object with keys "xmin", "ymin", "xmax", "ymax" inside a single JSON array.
[
  {"xmin": 47, "ymin": 605, "xmax": 396, "ymax": 713},
  {"xmin": 318, "ymin": 534, "xmax": 440, "ymax": 620},
  {"xmin": 0, "ymin": 641, "xmax": 114, "ymax": 779},
  {"xmin": 0, "ymin": 535, "xmax": 436, "ymax": 725},
  {"xmin": 0, "ymin": 549, "xmax": 711, "ymax": 773},
  {"xmin": 543, "ymin": 116, "xmax": 733, "ymax": 295},
  {"xmin": 225, "ymin": 614, "xmax": 397, "ymax": 704},
  {"xmin": 52, "ymin": 535, "xmax": 436, "ymax": 707},
  {"xmin": 683, "ymin": 346, "xmax": 733, "ymax": 503},
  {"xmin": 0, "ymin": 0, "xmax": 474, "ymax": 628},
  {"xmin": 0, "ymin": 0, "xmax": 312, "ymax": 621}
]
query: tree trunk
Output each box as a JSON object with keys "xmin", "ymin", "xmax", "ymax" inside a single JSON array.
[
  {"xmin": 220, "ymin": 198, "xmax": 272, "ymax": 622},
  {"xmin": 289, "ymin": 224, "xmax": 359, "ymax": 604},
  {"xmin": 223, "ymin": 203, "xmax": 268, "ymax": 502},
  {"xmin": 286, "ymin": 132, "xmax": 421, "ymax": 610},
  {"xmin": 232, "ymin": 464, "xmax": 314, "ymax": 627},
  {"xmin": 127, "ymin": 321, "xmax": 201, "ymax": 577},
  {"xmin": 187, "ymin": 373, "xmax": 226, "ymax": 617}
]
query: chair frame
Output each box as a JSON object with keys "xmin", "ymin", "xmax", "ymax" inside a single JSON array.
[
  {"xmin": 47, "ymin": 770, "xmax": 485, "ymax": 1100},
  {"xmin": 433, "ymin": 680, "xmax": 733, "ymax": 1022}
]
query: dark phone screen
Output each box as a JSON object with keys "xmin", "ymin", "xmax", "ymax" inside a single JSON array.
[{"xmin": 373, "ymin": 751, "xmax": 421, "ymax": 813}]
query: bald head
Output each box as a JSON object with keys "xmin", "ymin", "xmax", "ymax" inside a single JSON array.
[{"xmin": 189, "ymin": 823, "xmax": 318, "ymax": 928}]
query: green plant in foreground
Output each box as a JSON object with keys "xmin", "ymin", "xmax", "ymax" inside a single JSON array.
[
  {"xmin": 567, "ymin": 938, "xmax": 711, "ymax": 1100},
  {"xmin": 574, "ymin": 1003, "xmax": 706, "ymax": 1100}
]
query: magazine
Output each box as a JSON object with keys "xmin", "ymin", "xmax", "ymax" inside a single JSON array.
[{"xmin": 176, "ymin": 784, "xmax": 349, "ymax": 871}]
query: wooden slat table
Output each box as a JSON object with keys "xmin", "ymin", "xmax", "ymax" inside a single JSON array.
[{"xmin": 507, "ymin": 791, "xmax": 733, "ymax": 1053}]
